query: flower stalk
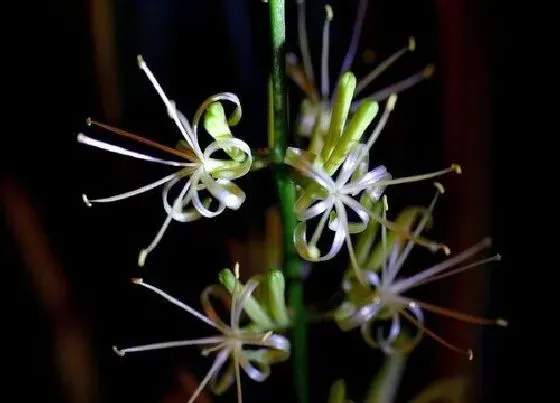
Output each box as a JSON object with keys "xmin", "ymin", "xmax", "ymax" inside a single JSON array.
[{"xmin": 268, "ymin": 1, "xmax": 309, "ymax": 402}]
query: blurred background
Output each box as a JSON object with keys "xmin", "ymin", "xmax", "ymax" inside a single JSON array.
[{"xmin": 2, "ymin": 0, "xmax": 519, "ymax": 402}]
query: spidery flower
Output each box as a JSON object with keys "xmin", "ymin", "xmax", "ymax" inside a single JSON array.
[
  {"xmin": 113, "ymin": 264, "xmax": 290, "ymax": 403},
  {"xmin": 285, "ymin": 94, "xmax": 458, "ymax": 283},
  {"xmin": 288, "ymin": 0, "xmax": 434, "ymax": 142},
  {"xmin": 334, "ymin": 185, "xmax": 507, "ymax": 357},
  {"xmin": 78, "ymin": 56, "xmax": 252, "ymax": 266}
]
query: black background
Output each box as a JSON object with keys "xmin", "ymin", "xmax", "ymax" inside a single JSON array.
[{"xmin": 2, "ymin": 1, "xmax": 524, "ymax": 402}]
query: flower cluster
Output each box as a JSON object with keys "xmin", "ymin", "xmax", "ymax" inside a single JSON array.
[{"xmin": 75, "ymin": 1, "xmax": 506, "ymax": 401}]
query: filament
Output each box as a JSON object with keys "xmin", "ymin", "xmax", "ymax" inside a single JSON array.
[
  {"xmin": 87, "ymin": 118, "xmax": 196, "ymax": 161},
  {"xmin": 355, "ymin": 37, "xmax": 416, "ymax": 96},
  {"xmin": 356, "ymin": 64, "xmax": 435, "ymax": 104},
  {"xmin": 321, "ymin": 5, "xmax": 333, "ymax": 100},
  {"xmin": 132, "ymin": 278, "xmax": 217, "ymax": 328},
  {"xmin": 405, "ymin": 255, "xmax": 502, "ymax": 291},
  {"xmin": 339, "ymin": 0, "xmax": 370, "ymax": 76},
  {"xmin": 400, "ymin": 308, "xmax": 473, "ymax": 360},
  {"xmin": 376, "ymin": 164, "xmax": 461, "ymax": 187},
  {"xmin": 297, "ymin": 0, "xmax": 316, "ymax": 91}
]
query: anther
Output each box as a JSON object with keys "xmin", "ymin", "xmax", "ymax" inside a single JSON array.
[
  {"xmin": 434, "ymin": 182, "xmax": 445, "ymax": 194},
  {"xmin": 497, "ymin": 318, "xmax": 508, "ymax": 327},
  {"xmin": 138, "ymin": 250, "xmax": 148, "ymax": 267},
  {"xmin": 408, "ymin": 37, "xmax": 416, "ymax": 52},
  {"xmin": 325, "ymin": 5, "xmax": 333, "ymax": 20},
  {"xmin": 82, "ymin": 194, "xmax": 92, "ymax": 207},
  {"xmin": 113, "ymin": 346, "xmax": 126, "ymax": 356}
]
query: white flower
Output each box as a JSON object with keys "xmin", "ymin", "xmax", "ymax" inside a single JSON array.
[
  {"xmin": 285, "ymin": 98, "xmax": 456, "ymax": 281},
  {"xmin": 335, "ymin": 185, "xmax": 507, "ymax": 357},
  {"xmin": 289, "ymin": 0, "xmax": 434, "ymax": 139},
  {"xmin": 78, "ymin": 56, "xmax": 252, "ymax": 266},
  {"xmin": 113, "ymin": 265, "xmax": 290, "ymax": 403}
]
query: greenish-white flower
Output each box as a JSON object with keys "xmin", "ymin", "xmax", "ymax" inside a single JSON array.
[
  {"xmin": 113, "ymin": 265, "xmax": 289, "ymax": 403},
  {"xmin": 78, "ymin": 56, "xmax": 252, "ymax": 266},
  {"xmin": 335, "ymin": 186, "xmax": 507, "ymax": 357}
]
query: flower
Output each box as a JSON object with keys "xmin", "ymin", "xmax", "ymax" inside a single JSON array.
[
  {"xmin": 288, "ymin": 0, "xmax": 434, "ymax": 141},
  {"xmin": 78, "ymin": 55, "xmax": 252, "ymax": 266},
  {"xmin": 334, "ymin": 184, "xmax": 507, "ymax": 357},
  {"xmin": 113, "ymin": 264, "xmax": 290, "ymax": 403},
  {"xmin": 285, "ymin": 95, "xmax": 457, "ymax": 282}
]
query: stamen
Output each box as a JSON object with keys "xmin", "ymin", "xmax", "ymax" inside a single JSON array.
[
  {"xmin": 321, "ymin": 5, "xmax": 333, "ymax": 100},
  {"xmin": 355, "ymin": 37, "xmax": 417, "ymax": 96},
  {"xmin": 77, "ymin": 133, "xmax": 190, "ymax": 167},
  {"xmin": 201, "ymin": 342, "xmax": 227, "ymax": 356},
  {"xmin": 133, "ymin": 278, "xmax": 218, "ymax": 328},
  {"xmin": 407, "ymin": 255, "xmax": 502, "ymax": 290},
  {"xmin": 368, "ymin": 210, "xmax": 448, "ymax": 254},
  {"xmin": 81, "ymin": 173, "xmax": 177, "ymax": 206},
  {"xmin": 138, "ymin": 179, "xmax": 194, "ymax": 267},
  {"xmin": 355, "ymin": 64, "xmax": 435, "ymax": 104},
  {"xmin": 235, "ymin": 352, "xmax": 243, "ymax": 403},
  {"xmin": 262, "ymin": 331, "xmax": 274, "ymax": 342},
  {"xmin": 400, "ymin": 308, "xmax": 473, "ymax": 360},
  {"xmin": 234, "ymin": 262, "xmax": 240, "ymax": 279},
  {"xmin": 389, "ymin": 182, "xmax": 445, "ymax": 281},
  {"xmin": 381, "ymin": 195, "xmax": 389, "ymax": 283},
  {"xmin": 187, "ymin": 350, "xmax": 230, "ymax": 403},
  {"xmin": 339, "ymin": 0, "xmax": 369, "ymax": 76},
  {"xmin": 297, "ymin": 0, "xmax": 316, "ymax": 92},
  {"xmin": 376, "ymin": 164, "xmax": 461, "ymax": 187},
  {"xmin": 362, "ymin": 94, "xmax": 398, "ymax": 155},
  {"xmin": 393, "ymin": 238, "xmax": 492, "ymax": 293},
  {"xmin": 112, "ymin": 337, "xmax": 224, "ymax": 355},
  {"xmin": 286, "ymin": 53, "xmax": 319, "ymax": 102},
  {"xmin": 87, "ymin": 118, "xmax": 196, "ymax": 161},
  {"xmin": 137, "ymin": 55, "xmax": 199, "ymax": 153},
  {"xmin": 404, "ymin": 298, "xmax": 507, "ymax": 327}
]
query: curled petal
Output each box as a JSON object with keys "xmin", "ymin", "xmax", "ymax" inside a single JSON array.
[
  {"xmin": 191, "ymin": 183, "xmax": 227, "ymax": 218},
  {"xmin": 209, "ymin": 359, "xmax": 235, "ymax": 396},
  {"xmin": 295, "ymin": 195, "xmax": 334, "ymax": 222},
  {"xmin": 285, "ymin": 147, "xmax": 336, "ymax": 192},
  {"xmin": 204, "ymin": 137, "xmax": 252, "ymax": 179},
  {"xmin": 360, "ymin": 303, "xmax": 425, "ymax": 355},
  {"xmin": 335, "ymin": 144, "xmax": 367, "ymax": 187},
  {"xmin": 237, "ymin": 353, "xmax": 271, "ymax": 382},
  {"xmin": 201, "ymin": 285, "xmax": 232, "ymax": 331},
  {"xmin": 342, "ymin": 270, "xmax": 380, "ymax": 293},
  {"xmin": 294, "ymin": 220, "xmax": 346, "ymax": 261},
  {"xmin": 261, "ymin": 334, "xmax": 290, "ymax": 355},
  {"xmin": 162, "ymin": 174, "xmax": 206, "ymax": 222},
  {"xmin": 200, "ymin": 173, "xmax": 246, "ymax": 211},
  {"xmin": 192, "ymin": 92, "xmax": 242, "ymax": 137},
  {"xmin": 231, "ymin": 278, "xmax": 261, "ymax": 329},
  {"xmin": 329, "ymin": 195, "xmax": 369, "ymax": 234},
  {"xmin": 335, "ymin": 271, "xmax": 382, "ymax": 331},
  {"xmin": 344, "ymin": 165, "xmax": 391, "ymax": 199}
]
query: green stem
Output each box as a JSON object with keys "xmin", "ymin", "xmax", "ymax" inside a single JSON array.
[{"xmin": 268, "ymin": 1, "xmax": 309, "ymax": 403}]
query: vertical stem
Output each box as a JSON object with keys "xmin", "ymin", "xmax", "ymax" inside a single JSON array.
[{"xmin": 268, "ymin": 1, "xmax": 309, "ymax": 402}]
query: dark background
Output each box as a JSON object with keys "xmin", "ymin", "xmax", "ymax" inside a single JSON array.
[{"xmin": 2, "ymin": 0, "xmax": 522, "ymax": 402}]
